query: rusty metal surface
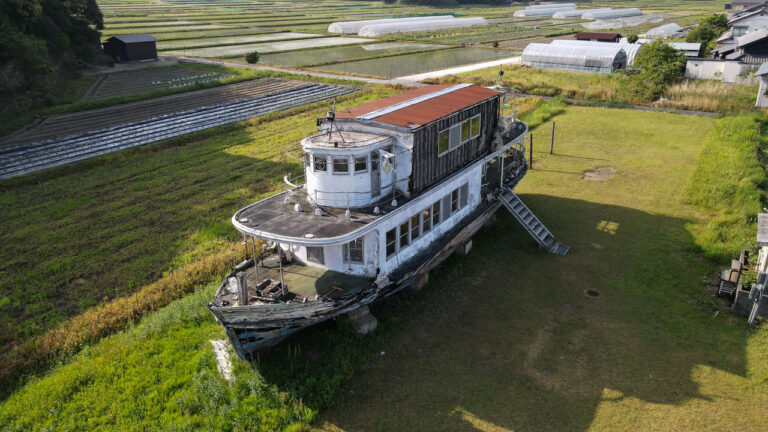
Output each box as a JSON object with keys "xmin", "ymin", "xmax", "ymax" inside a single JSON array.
[{"xmin": 336, "ymin": 84, "xmax": 500, "ymax": 129}]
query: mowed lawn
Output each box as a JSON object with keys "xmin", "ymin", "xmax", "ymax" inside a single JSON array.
[{"xmin": 318, "ymin": 107, "xmax": 768, "ymax": 431}]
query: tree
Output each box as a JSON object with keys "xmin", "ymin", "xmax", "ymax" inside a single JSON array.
[
  {"xmin": 686, "ymin": 13, "xmax": 728, "ymax": 51},
  {"xmin": 245, "ymin": 51, "xmax": 260, "ymax": 64},
  {"xmin": 627, "ymin": 34, "xmax": 639, "ymax": 44},
  {"xmin": 629, "ymin": 40, "xmax": 686, "ymax": 101}
]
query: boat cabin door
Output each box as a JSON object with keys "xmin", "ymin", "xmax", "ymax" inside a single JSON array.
[{"xmin": 370, "ymin": 150, "xmax": 381, "ymax": 198}]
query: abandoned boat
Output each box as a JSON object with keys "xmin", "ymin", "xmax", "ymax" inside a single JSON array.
[{"xmin": 208, "ymin": 83, "xmax": 568, "ymax": 360}]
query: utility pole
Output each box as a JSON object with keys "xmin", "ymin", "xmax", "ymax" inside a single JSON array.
[
  {"xmin": 550, "ymin": 121, "xmax": 555, "ymax": 155},
  {"xmin": 529, "ymin": 133, "xmax": 533, "ymax": 169}
]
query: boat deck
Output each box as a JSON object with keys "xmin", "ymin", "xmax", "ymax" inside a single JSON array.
[{"xmin": 216, "ymin": 260, "xmax": 373, "ymax": 306}]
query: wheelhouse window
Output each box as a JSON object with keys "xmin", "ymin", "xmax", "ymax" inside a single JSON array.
[
  {"xmin": 422, "ymin": 207, "xmax": 432, "ymax": 234},
  {"xmin": 343, "ymin": 237, "xmax": 364, "ymax": 263},
  {"xmin": 438, "ymin": 130, "xmax": 449, "ymax": 155},
  {"xmin": 354, "ymin": 156, "xmax": 367, "ymax": 173},
  {"xmin": 370, "ymin": 151, "xmax": 379, "ymax": 170},
  {"xmin": 386, "ymin": 228, "xmax": 396, "ymax": 257},
  {"xmin": 451, "ymin": 188, "xmax": 460, "ymax": 213},
  {"xmin": 432, "ymin": 201, "xmax": 440, "ymax": 226},
  {"xmin": 306, "ymin": 247, "xmax": 324, "ymax": 264},
  {"xmin": 410, "ymin": 214, "xmax": 420, "ymax": 242},
  {"xmin": 471, "ymin": 116, "xmax": 480, "ymax": 137},
  {"xmin": 399, "ymin": 221, "xmax": 410, "ymax": 249},
  {"xmin": 333, "ymin": 157, "xmax": 349, "ymax": 174},
  {"xmin": 313, "ymin": 155, "xmax": 327, "ymax": 172}
]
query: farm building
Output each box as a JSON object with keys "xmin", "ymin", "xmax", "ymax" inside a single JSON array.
[
  {"xmin": 582, "ymin": 8, "xmax": 642, "ymax": 20},
  {"xmin": 712, "ymin": 27, "xmax": 768, "ymax": 64},
  {"xmin": 328, "ymin": 16, "xmax": 453, "ymax": 35},
  {"xmin": 357, "ymin": 17, "xmax": 488, "ymax": 37},
  {"xmin": 645, "ymin": 23, "xmax": 683, "ymax": 39},
  {"xmin": 755, "ymin": 62, "xmax": 768, "ymax": 106},
  {"xmin": 719, "ymin": 3, "xmax": 768, "ymax": 45},
  {"xmin": 522, "ymin": 43, "xmax": 627, "ymax": 73},
  {"xmin": 552, "ymin": 40, "xmax": 641, "ymax": 67},
  {"xmin": 575, "ymin": 32, "xmax": 622, "ymax": 43},
  {"xmin": 726, "ymin": 0, "xmax": 765, "ymax": 10},
  {"xmin": 103, "ymin": 34, "xmax": 158, "ymax": 62}
]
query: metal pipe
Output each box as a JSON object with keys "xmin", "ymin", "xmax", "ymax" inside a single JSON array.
[
  {"xmin": 250, "ymin": 236, "xmax": 259, "ymax": 282},
  {"xmin": 277, "ymin": 243, "xmax": 285, "ymax": 289}
]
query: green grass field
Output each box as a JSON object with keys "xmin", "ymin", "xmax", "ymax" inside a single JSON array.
[{"xmin": 1, "ymin": 103, "xmax": 766, "ymax": 431}]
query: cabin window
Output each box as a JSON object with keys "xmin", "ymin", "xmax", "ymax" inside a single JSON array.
[
  {"xmin": 343, "ymin": 237, "xmax": 364, "ymax": 263},
  {"xmin": 306, "ymin": 246, "xmax": 324, "ymax": 264},
  {"xmin": 410, "ymin": 214, "xmax": 420, "ymax": 242},
  {"xmin": 370, "ymin": 151, "xmax": 379, "ymax": 170},
  {"xmin": 460, "ymin": 183, "xmax": 469, "ymax": 208},
  {"xmin": 313, "ymin": 155, "xmax": 327, "ymax": 172},
  {"xmin": 471, "ymin": 115, "xmax": 480, "ymax": 137},
  {"xmin": 461, "ymin": 119, "xmax": 471, "ymax": 142},
  {"xmin": 354, "ymin": 156, "xmax": 367, "ymax": 173},
  {"xmin": 386, "ymin": 228, "xmax": 396, "ymax": 257},
  {"xmin": 451, "ymin": 188, "xmax": 460, "ymax": 213},
  {"xmin": 438, "ymin": 130, "xmax": 449, "ymax": 155},
  {"xmin": 333, "ymin": 157, "xmax": 349, "ymax": 174},
  {"xmin": 432, "ymin": 201, "xmax": 441, "ymax": 227},
  {"xmin": 422, "ymin": 207, "xmax": 432, "ymax": 234},
  {"xmin": 399, "ymin": 221, "xmax": 410, "ymax": 249}
]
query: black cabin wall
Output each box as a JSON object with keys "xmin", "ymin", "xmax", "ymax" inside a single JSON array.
[{"xmin": 410, "ymin": 97, "xmax": 500, "ymax": 193}]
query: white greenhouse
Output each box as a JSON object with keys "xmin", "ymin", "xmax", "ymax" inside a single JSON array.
[
  {"xmin": 522, "ymin": 43, "xmax": 627, "ymax": 73},
  {"xmin": 645, "ymin": 23, "xmax": 682, "ymax": 39},
  {"xmin": 328, "ymin": 16, "xmax": 454, "ymax": 35},
  {"xmin": 582, "ymin": 8, "xmax": 642, "ymax": 20},
  {"xmin": 357, "ymin": 17, "xmax": 488, "ymax": 37},
  {"xmin": 551, "ymin": 39, "xmax": 642, "ymax": 67},
  {"xmin": 513, "ymin": 6, "xmax": 576, "ymax": 18},
  {"xmin": 584, "ymin": 14, "xmax": 663, "ymax": 30},
  {"xmin": 552, "ymin": 8, "xmax": 612, "ymax": 19},
  {"xmin": 524, "ymin": 3, "xmax": 576, "ymax": 9}
]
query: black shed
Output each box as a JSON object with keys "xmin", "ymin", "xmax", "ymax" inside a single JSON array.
[{"xmin": 103, "ymin": 34, "xmax": 158, "ymax": 62}]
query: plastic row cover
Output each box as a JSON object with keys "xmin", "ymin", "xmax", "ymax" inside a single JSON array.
[
  {"xmin": 513, "ymin": 6, "xmax": 575, "ymax": 17},
  {"xmin": 646, "ymin": 23, "xmax": 682, "ymax": 38},
  {"xmin": 551, "ymin": 40, "xmax": 642, "ymax": 67},
  {"xmin": 552, "ymin": 8, "xmax": 612, "ymax": 19},
  {"xmin": 582, "ymin": 8, "xmax": 642, "ymax": 20},
  {"xmin": 522, "ymin": 42, "xmax": 627, "ymax": 73},
  {"xmin": 328, "ymin": 16, "xmax": 454, "ymax": 35},
  {"xmin": 358, "ymin": 17, "xmax": 488, "ymax": 37}
]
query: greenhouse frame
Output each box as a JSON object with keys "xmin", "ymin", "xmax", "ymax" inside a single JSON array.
[
  {"xmin": 552, "ymin": 8, "xmax": 612, "ymax": 19},
  {"xmin": 522, "ymin": 43, "xmax": 627, "ymax": 73},
  {"xmin": 551, "ymin": 40, "xmax": 642, "ymax": 67},
  {"xmin": 646, "ymin": 23, "xmax": 682, "ymax": 39},
  {"xmin": 357, "ymin": 17, "xmax": 488, "ymax": 37},
  {"xmin": 328, "ymin": 16, "xmax": 454, "ymax": 35},
  {"xmin": 582, "ymin": 8, "xmax": 642, "ymax": 20}
]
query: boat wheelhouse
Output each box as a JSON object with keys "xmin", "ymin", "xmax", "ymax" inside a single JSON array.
[{"xmin": 208, "ymin": 84, "xmax": 567, "ymax": 359}]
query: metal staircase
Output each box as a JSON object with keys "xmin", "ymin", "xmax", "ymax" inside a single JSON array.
[{"xmin": 499, "ymin": 189, "xmax": 569, "ymax": 255}]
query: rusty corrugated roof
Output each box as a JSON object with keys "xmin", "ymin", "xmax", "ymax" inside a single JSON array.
[
  {"xmin": 336, "ymin": 84, "xmax": 500, "ymax": 129},
  {"xmin": 576, "ymin": 31, "xmax": 621, "ymax": 41}
]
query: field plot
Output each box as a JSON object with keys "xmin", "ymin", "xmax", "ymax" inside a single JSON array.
[
  {"xmin": 2, "ymin": 104, "xmax": 767, "ymax": 432},
  {"xmin": 1, "ymin": 79, "xmax": 308, "ymax": 147},
  {"xmin": 259, "ymin": 42, "xmax": 447, "ymax": 67},
  {"xmin": 156, "ymin": 32, "xmax": 322, "ymax": 50},
  {"xmin": 165, "ymin": 36, "xmax": 373, "ymax": 57},
  {"xmin": 310, "ymin": 47, "xmax": 516, "ymax": 78},
  {"xmin": 83, "ymin": 65, "xmax": 230, "ymax": 100}
]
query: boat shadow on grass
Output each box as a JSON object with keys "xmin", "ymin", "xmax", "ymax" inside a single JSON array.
[{"xmin": 255, "ymin": 194, "xmax": 758, "ymax": 432}]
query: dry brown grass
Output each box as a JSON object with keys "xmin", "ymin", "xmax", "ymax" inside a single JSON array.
[{"xmin": 666, "ymin": 80, "xmax": 758, "ymax": 112}]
